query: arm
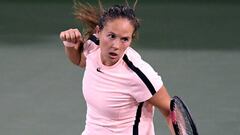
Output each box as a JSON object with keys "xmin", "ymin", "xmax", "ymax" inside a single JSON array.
[
  {"xmin": 147, "ymin": 85, "xmax": 175, "ymax": 135},
  {"xmin": 59, "ymin": 28, "xmax": 86, "ymax": 68}
]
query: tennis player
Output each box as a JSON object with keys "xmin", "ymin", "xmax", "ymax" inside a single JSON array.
[{"xmin": 60, "ymin": 1, "xmax": 174, "ymax": 135}]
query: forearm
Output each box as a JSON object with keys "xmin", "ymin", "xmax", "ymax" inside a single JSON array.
[
  {"xmin": 148, "ymin": 86, "xmax": 175, "ymax": 134},
  {"xmin": 60, "ymin": 28, "xmax": 85, "ymax": 67},
  {"xmin": 64, "ymin": 45, "xmax": 81, "ymax": 66},
  {"xmin": 166, "ymin": 113, "xmax": 175, "ymax": 135}
]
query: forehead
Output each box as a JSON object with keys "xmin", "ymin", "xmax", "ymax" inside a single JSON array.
[{"xmin": 103, "ymin": 18, "xmax": 134, "ymax": 37}]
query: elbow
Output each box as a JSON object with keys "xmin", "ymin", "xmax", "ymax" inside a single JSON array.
[
  {"xmin": 68, "ymin": 57, "xmax": 85, "ymax": 68},
  {"xmin": 78, "ymin": 62, "xmax": 86, "ymax": 68},
  {"xmin": 160, "ymin": 107, "xmax": 171, "ymax": 119},
  {"xmin": 68, "ymin": 53, "xmax": 85, "ymax": 68},
  {"xmin": 69, "ymin": 60, "xmax": 85, "ymax": 68},
  {"xmin": 77, "ymin": 59, "xmax": 86, "ymax": 68},
  {"xmin": 69, "ymin": 58, "xmax": 80, "ymax": 66}
]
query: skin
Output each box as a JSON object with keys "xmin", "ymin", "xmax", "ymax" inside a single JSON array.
[
  {"xmin": 59, "ymin": 28, "xmax": 85, "ymax": 67},
  {"xmin": 96, "ymin": 18, "xmax": 134, "ymax": 66},
  {"xmin": 60, "ymin": 18, "xmax": 174, "ymax": 134}
]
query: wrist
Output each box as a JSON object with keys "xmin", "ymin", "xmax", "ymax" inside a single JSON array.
[{"xmin": 63, "ymin": 41, "xmax": 79, "ymax": 48}]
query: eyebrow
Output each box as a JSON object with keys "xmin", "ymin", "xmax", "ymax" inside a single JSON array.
[{"xmin": 108, "ymin": 32, "xmax": 131, "ymax": 39}]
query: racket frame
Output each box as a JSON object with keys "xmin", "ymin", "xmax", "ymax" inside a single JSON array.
[{"xmin": 170, "ymin": 96, "xmax": 198, "ymax": 135}]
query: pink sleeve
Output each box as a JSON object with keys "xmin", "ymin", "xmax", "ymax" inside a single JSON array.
[{"xmin": 130, "ymin": 59, "xmax": 163, "ymax": 103}]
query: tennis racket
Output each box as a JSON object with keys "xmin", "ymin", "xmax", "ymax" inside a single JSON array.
[{"xmin": 170, "ymin": 96, "xmax": 198, "ymax": 135}]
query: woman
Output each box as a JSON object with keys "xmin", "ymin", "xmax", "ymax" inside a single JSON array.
[{"xmin": 60, "ymin": 1, "xmax": 174, "ymax": 135}]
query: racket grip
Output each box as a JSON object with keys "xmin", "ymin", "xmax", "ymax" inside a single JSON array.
[
  {"xmin": 170, "ymin": 98, "xmax": 177, "ymax": 124},
  {"xmin": 170, "ymin": 111, "xmax": 177, "ymax": 124}
]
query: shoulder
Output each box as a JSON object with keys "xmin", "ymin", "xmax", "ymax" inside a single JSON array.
[
  {"xmin": 124, "ymin": 48, "xmax": 163, "ymax": 102},
  {"xmin": 124, "ymin": 47, "xmax": 152, "ymax": 71},
  {"xmin": 83, "ymin": 34, "xmax": 99, "ymax": 57},
  {"xmin": 123, "ymin": 47, "xmax": 143, "ymax": 68},
  {"xmin": 125, "ymin": 47, "xmax": 142, "ymax": 61}
]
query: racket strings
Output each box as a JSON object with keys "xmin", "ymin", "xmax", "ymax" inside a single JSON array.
[{"xmin": 174, "ymin": 99, "xmax": 194, "ymax": 135}]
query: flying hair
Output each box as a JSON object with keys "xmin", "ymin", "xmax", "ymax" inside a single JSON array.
[
  {"xmin": 73, "ymin": 0, "xmax": 140, "ymax": 40},
  {"xmin": 125, "ymin": 0, "xmax": 138, "ymax": 10},
  {"xmin": 133, "ymin": 0, "xmax": 138, "ymax": 11},
  {"xmin": 73, "ymin": 0, "xmax": 103, "ymax": 40},
  {"xmin": 125, "ymin": 0, "xmax": 129, "ymax": 7},
  {"xmin": 98, "ymin": 0, "xmax": 104, "ymax": 14}
]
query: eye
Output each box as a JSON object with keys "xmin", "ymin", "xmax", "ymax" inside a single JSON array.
[
  {"xmin": 121, "ymin": 37, "xmax": 129, "ymax": 42},
  {"xmin": 107, "ymin": 33, "xmax": 116, "ymax": 39}
]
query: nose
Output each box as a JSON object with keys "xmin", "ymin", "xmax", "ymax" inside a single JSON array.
[{"xmin": 112, "ymin": 39, "xmax": 121, "ymax": 49}]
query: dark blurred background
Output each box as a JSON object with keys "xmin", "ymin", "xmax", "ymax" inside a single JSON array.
[
  {"xmin": 0, "ymin": 0, "xmax": 240, "ymax": 49},
  {"xmin": 1, "ymin": 1, "xmax": 240, "ymax": 135}
]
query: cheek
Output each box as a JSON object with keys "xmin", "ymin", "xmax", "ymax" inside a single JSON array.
[
  {"xmin": 119, "ymin": 44, "xmax": 130, "ymax": 53},
  {"xmin": 123, "ymin": 42, "xmax": 131, "ymax": 49},
  {"xmin": 100, "ymin": 36, "xmax": 111, "ymax": 46},
  {"xmin": 99, "ymin": 38, "xmax": 111, "ymax": 52}
]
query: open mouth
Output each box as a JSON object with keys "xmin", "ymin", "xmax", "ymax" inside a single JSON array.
[{"xmin": 109, "ymin": 52, "xmax": 118, "ymax": 58}]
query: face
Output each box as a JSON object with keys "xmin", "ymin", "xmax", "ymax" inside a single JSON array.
[{"xmin": 96, "ymin": 18, "xmax": 135, "ymax": 66}]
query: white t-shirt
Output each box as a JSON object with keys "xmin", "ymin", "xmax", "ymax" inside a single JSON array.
[{"xmin": 81, "ymin": 37, "xmax": 163, "ymax": 135}]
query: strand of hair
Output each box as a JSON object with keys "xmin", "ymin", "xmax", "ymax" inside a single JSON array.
[
  {"xmin": 125, "ymin": 0, "xmax": 129, "ymax": 6},
  {"xmin": 98, "ymin": 0, "xmax": 104, "ymax": 13},
  {"xmin": 133, "ymin": 0, "xmax": 138, "ymax": 11}
]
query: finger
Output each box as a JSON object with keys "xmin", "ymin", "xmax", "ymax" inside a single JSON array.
[
  {"xmin": 60, "ymin": 32, "xmax": 66, "ymax": 41},
  {"xmin": 73, "ymin": 29, "xmax": 82, "ymax": 43},
  {"xmin": 67, "ymin": 29, "xmax": 78, "ymax": 42},
  {"xmin": 69, "ymin": 31, "xmax": 77, "ymax": 43}
]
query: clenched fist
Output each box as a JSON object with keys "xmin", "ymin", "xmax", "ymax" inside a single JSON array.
[{"xmin": 60, "ymin": 28, "xmax": 82, "ymax": 47}]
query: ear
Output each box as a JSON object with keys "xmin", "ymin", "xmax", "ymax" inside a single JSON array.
[{"xmin": 95, "ymin": 25, "xmax": 100, "ymax": 38}]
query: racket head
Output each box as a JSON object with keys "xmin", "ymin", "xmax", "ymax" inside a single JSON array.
[{"xmin": 170, "ymin": 96, "xmax": 198, "ymax": 135}]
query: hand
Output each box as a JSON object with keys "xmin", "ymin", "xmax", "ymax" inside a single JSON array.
[{"xmin": 60, "ymin": 28, "xmax": 82, "ymax": 46}]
